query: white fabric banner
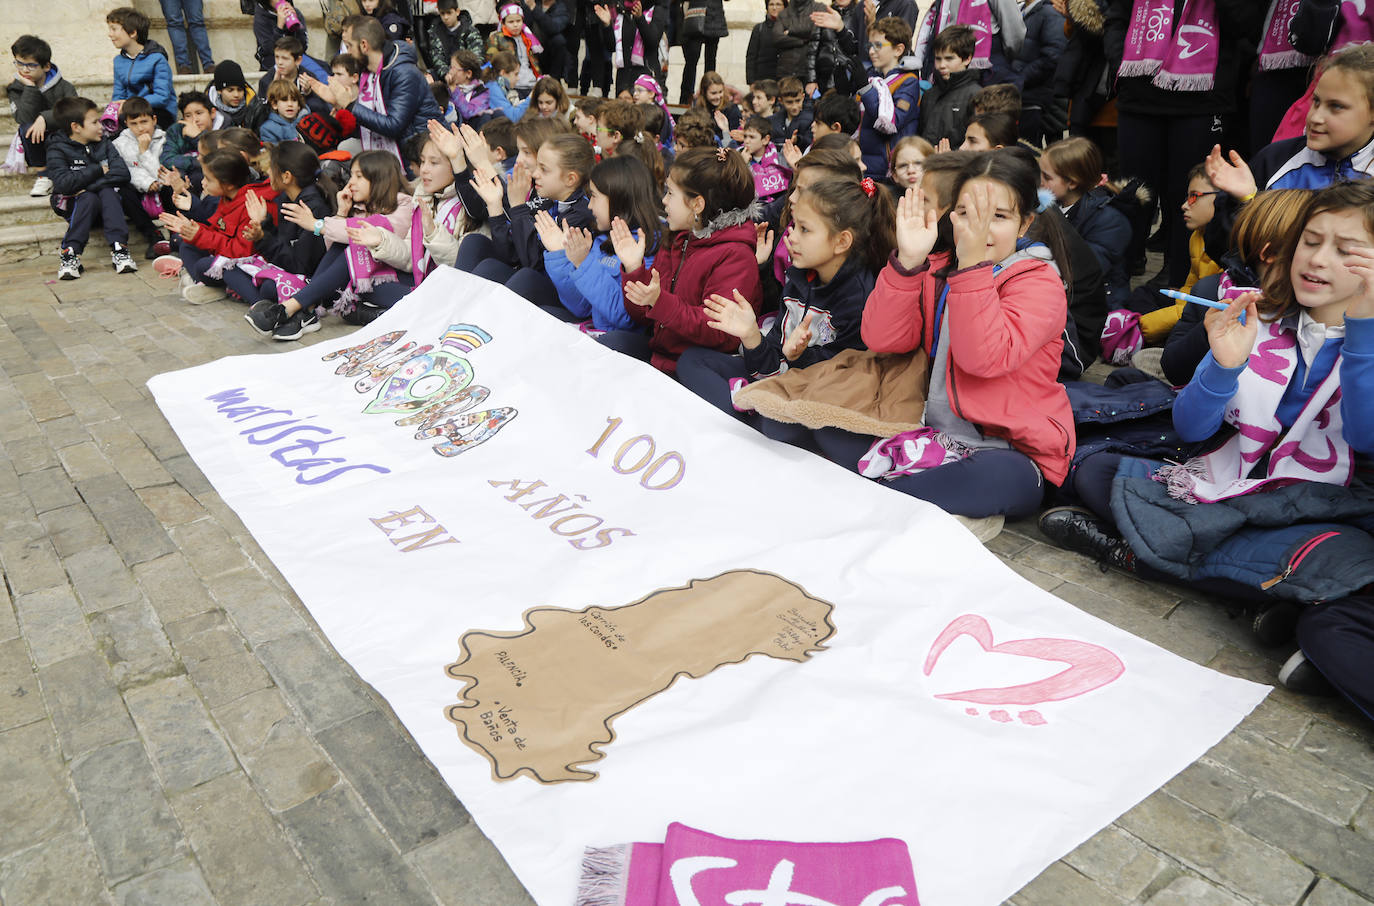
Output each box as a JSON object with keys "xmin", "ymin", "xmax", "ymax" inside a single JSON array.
[{"xmin": 148, "ymin": 269, "xmax": 1267, "ymax": 906}]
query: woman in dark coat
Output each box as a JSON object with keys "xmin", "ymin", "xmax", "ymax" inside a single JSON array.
[{"xmin": 677, "ymin": 0, "xmax": 729, "ymax": 104}]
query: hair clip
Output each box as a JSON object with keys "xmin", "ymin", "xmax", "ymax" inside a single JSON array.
[
  {"xmin": 860, "ymin": 177, "xmax": 876, "ymax": 198},
  {"xmin": 634, "ymin": 132, "xmax": 644, "ymax": 144},
  {"xmin": 716, "ymin": 147, "xmax": 729, "ymax": 162}
]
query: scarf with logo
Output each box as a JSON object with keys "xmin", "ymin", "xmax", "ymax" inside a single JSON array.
[{"xmin": 1118, "ymin": 0, "xmax": 1220, "ymax": 91}]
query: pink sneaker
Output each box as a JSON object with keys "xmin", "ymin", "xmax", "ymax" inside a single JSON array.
[{"xmin": 153, "ymin": 254, "xmax": 182, "ymax": 278}]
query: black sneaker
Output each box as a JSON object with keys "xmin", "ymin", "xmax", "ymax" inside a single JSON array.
[
  {"xmin": 57, "ymin": 247, "xmax": 83, "ymax": 280},
  {"xmin": 1278, "ymin": 651, "xmax": 1336, "ymax": 697},
  {"xmin": 1252, "ymin": 602, "xmax": 1303, "ymax": 647},
  {"xmin": 111, "ymin": 244, "xmax": 138, "ymax": 274},
  {"xmin": 1038, "ymin": 506, "xmax": 1137, "ymax": 573},
  {"xmin": 273, "ymin": 308, "xmax": 321, "ymax": 341},
  {"xmin": 245, "ymin": 299, "xmax": 286, "ymax": 336}
]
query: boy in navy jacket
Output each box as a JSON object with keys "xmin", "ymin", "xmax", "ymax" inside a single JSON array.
[{"xmin": 46, "ymin": 97, "xmax": 138, "ymax": 280}]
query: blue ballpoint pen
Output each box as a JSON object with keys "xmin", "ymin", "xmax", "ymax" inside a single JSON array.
[{"xmin": 1159, "ymin": 288, "xmax": 1247, "ymax": 324}]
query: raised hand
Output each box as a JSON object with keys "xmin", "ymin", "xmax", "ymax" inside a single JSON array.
[
  {"xmin": 244, "ymin": 188, "xmax": 268, "ymax": 225},
  {"xmin": 714, "ymin": 110, "xmax": 730, "ymax": 134},
  {"xmin": 428, "ymin": 119, "xmax": 463, "ymax": 166},
  {"xmin": 1204, "ymin": 144, "xmax": 1258, "ymax": 201},
  {"xmin": 470, "ymin": 164, "xmax": 506, "ymax": 214},
  {"xmin": 781, "ymin": 137, "xmax": 802, "ymax": 169},
  {"xmin": 609, "ymin": 216, "xmax": 647, "ymax": 273},
  {"xmin": 458, "ymin": 123, "xmax": 491, "ymax": 169},
  {"xmin": 754, "ymin": 222, "xmax": 776, "ymax": 266},
  {"xmin": 625, "ymin": 269, "xmax": 661, "ymax": 308},
  {"xmin": 864, "ymin": 0, "xmax": 877, "ymax": 24},
  {"xmin": 704, "ymin": 290, "xmax": 762, "ymax": 345},
  {"xmin": 952, "ymin": 181, "xmax": 995, "ymax": 268},
  {"xmin": 894, "ymin": 187, "xmax": 940, "ymax": 270},
  {"xmin": 280, "ymin": 200, "xmax": 317, "ymax": 231},
  {"xmin": 1204, "ymin": 291, "xmax": 1260, "ymax": 368},
  {"xmin": 171, "ymin": 189, "xmax": 193, "ymax": 212},
  {"xmin": 420, "ymin": 199, "xmax": 436, "ymax": 234},
  {"xmin": 810, "ymin": 5, "xmax": 844, "ymax": 30},
  {"xmin": 1344, "ymin": 245, "xmax": 1374, "ymax": 319},
  {"xmin": 336, "ymin": 183, "xmax": 355, "ymax": 215},
  {"xmin": 935, "ymin": 137, "xmax": 951, "ymax": 153},
  {"xmin": 241, "ymin": 220, "xmax": 264, "ymax": 242},
  {"xmin": 564, "ymin": 225, "xmax": 593, "ymax": 267},
  {"xmin": 507, "ymin": 161, "xmax": 532, "ymax": 205},
  {"xmin": 346, "ymin": 223, "xmax": 385, "ymax": 248},
  {"xmin": 533, "ymin": 209, "xmax": 566, "ymax": 251},
  {"xmin": 593, "ymin": 3, "xmax": 612, "ymax": 24},
  {"xmin": 783, "ymin": 312, "xmax": 814, "ymax": 360}
]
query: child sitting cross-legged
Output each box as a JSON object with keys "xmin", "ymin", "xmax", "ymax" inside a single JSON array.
[
  {"xmin": 246, "ymin": 150, "xmax": 415, "ymax": 335},
  {"xmin": 259, "ymin": 78, "xmax": 305, "ymax": 144},
  {"xmin": 110, "ymin": 95, "xmax": 172, "ymax": 258},
  {"xmin": 535, "ymin": 154, "xmax": 663, "ymax": 333},
  {"xmin": 739, "ymin": 115, "xmax": 790, "ymax": 203},
  {"xmin": 677, "ymin": 173, "xmax": 895, "ymax": 448}
]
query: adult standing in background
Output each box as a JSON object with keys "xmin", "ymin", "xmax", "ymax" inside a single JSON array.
[
  {"xmin": 522, "ymin": 0, "xmax": 573, "ymax": 84},
  {"xmin": 160, "ymin": 0, "xmax": 215, "ymax": 74},
  {"xmin": 677, "ymin": 0, "xmax": 728, "ymax": 105},
  {"xmin": 246, "ymin": 0, "xmax": 310, "ymax": 72},
  {"xmin": 465, "ymin": 0, "xmax": 500, "ymax": 41}
]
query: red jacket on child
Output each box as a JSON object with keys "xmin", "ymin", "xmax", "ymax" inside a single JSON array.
[
  {"xmin": 188, "ymin": 178, "xmax": 279, "ymax": 259},
  {"xmin": 621, "ymin": 220, "xmax": 761, "ymax": 375},
  {"xmin": 862, "ymin": 249, "xmax": 1075, "ymax": 485}
]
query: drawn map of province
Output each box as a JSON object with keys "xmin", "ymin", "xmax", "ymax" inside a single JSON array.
[{"xmin": 444, "ymin": 570, "xmax": 837, "ymax": 783}]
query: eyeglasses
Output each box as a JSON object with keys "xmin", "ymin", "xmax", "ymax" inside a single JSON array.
[
  {"xmin": 870, "ymin": 40, "xmax": 893, "ymax": 49},
  {"xmin": 595, "ymin": 126, "xmax": 616, "ymax": 134},
  {"xmin": 1184, "ymin": 189, "xmax": 1223, "ymax": 205},
  {"xmin": 13, "ymin": 60, "xmax": 42, "ymax": 70}
]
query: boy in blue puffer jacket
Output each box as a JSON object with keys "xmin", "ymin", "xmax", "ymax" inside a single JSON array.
[{"xmin": 107, "ymin": 7, "xmax": 176, "ymax": 126}]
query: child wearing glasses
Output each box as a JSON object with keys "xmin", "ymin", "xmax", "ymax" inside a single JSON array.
[
  {"xmin": 7, "ymin": 35, "xmax": 76, "ymax": 197},
  {"xmin": 1135, "ymin": 163, "xmax": 1223, "ymax": 343},
  {"xmin": 857, "ymin": 18, "xmax": 920, "ymax": 182}
]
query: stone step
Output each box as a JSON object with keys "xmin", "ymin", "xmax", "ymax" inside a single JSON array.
[
  {"xmin": 0, "ymin": 171, "xmax": 45, "ymax": 198},
  {"xmin": 0, "ymin": 221, "xmax": 163, "ymax": 264},
  {"xmin": 0, "ymin": 194, "xmax": 58, "ymax": 227},
  {"xmin": 1, "ymin": 72, "xmax": 266, "ymax": 134}
]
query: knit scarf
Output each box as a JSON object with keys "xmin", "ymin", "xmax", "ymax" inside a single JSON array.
[
  {"xmin": 357, "ymin": 58, "xmax": 402, "ymax": 164},
  {"xmin": 499, "ymin": 4, "xmax": 544, "ymax": 54},
  {"xmin": 750, "ymin": 143, "xmax": 791, "ymax": 199},
  {"xmin": 925, "ymin": 0, "xmax": 993, "ymax": 69},
  {"xmin": 202, "ymin": 255, "xmax": 310, "ymax": 300},
  {"xmin": 410, "ymin": 191, "xmax": 463, "ymax": 283},
  {"xmin": 575, "ymin": 822, "xmax": 919, "ymax": 906},
  {"xmin": 1258, "ymin": 0, "xmax": 1311, "ymax": 71},
  {"xmin": 346, "ymin": 214, "xmax": 399, "ymax": 294},
  {"xmin": 1118, "ymin": 0, "xmax": 1221, "ymax": 91},
  {"xmin": 1334, "ymin": 0, "xmax": 1374, "ymax": 51},
  {"xmin": 633, "ymin": 73, "xmax": 674, "ymax": 144},
  {"xmin": 866, "ymin": 69, "xmax": 913, "ymax": 134},
  {"xmin": 1155, "ymin": 318, "xmax": 1352, "ymax": 503},
  {"xmin": 613, "ymin": 6, "xmax": 658, "ymax": 70}
]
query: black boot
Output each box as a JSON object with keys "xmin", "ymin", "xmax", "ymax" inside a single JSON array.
[
  {"xmin": 1038, "ymin": 506, "xmax": 1137, "ymax": 573},
  {"xmin": 1252, "ymin": 601, "xmax": 1303, "ymax": 647}
]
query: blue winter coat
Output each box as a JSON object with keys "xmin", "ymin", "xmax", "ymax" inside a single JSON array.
[
  {"xmin": 1064, "ymin": 188, "xmax": 1132, "ymax": 308},
  {"xmin": 346, "ymin": 41, "xmax": 444, "ymax": 142},
  {"xmin": 988, "ymin": 0, "xmax": 1067, "ymax": 108},
  {"xmin": 259, "ymin": 112, "xmax": 301, "ymax": 144},
  {"xmin": 112, "ymin": 45, "xmax": 175, "ymax": 117},
  {"xmin": 544, "ymin": 240, "xmax": 653, "ymax": 332},
  {"xmin": 857, "ymin": 67, "xmax": 920, "ymax": 179}
]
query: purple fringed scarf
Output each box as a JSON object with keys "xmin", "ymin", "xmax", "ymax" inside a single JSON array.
[
  {"xmin": 1258, "ymin": 0, "xmax": 1311, "ymax": 71},
  {"xmin": 204, "ymin": 255, "xmax": 310, "ymax": 300},
  {"xmin": 1118, "ymin": 0, "xmax": 1220, "ymax": 91},
  {"xmin": 1333, "ymin": 0, "xmax": 1374, "ymax": 51},
  {"xmin": 346, "ymin": 214, "xmax": 399, "ymax": 294},
  {"xmin": 576, "ymin": 822, "xmax": 919, "ymax": 906},
  {"xmin": 410, "ymin": 194, "xmax": 463, "ymax": 284},
  {"xmin": 925, "ymin": 0, "xmax": 993, "ymax": 69}
]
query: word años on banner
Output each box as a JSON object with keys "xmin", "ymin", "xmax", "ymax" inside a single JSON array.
[
  {"xmin": 321, "ymin": 324, "xmax": 518, "ymax": 458},
  {"xmin": 487, "ymin": 478, "xmax": 636, "ymax": 551},
  {"xmin": 369, "ymin": 505, "xmax": 461, "ymax": 552},
  {"xmin": 586, "ymin": 416, "xmax": 687, "ymax": 491},
  {"xmin": 205, "ymin": 388, "xmax": 391, "ymax": 485}
]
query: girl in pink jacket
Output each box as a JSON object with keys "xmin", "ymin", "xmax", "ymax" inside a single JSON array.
[{"xmin": 814, "ymin": 150, "xmax": 1076, "ymax": 518}]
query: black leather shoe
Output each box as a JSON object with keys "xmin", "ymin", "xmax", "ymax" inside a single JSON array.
[
  {"xmin": 1252, "ymin": 602, "xmax": 1303, "ymax": 647},
  {"xmin": 1038, "ymin": 506, "xmax": 1137, "ymax": 573}
]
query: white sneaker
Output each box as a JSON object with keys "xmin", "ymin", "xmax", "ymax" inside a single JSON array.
[
  {"xmin": 57, "ymin": 247, "xmax": 82, "ymax": 280},
  {"xmin": 954, "ymin": 514, "xmax": 1005, "ymax": 544},
  {"xmin": 182, "ymin": 281, "xmax": 228, "ymax": 305},
  {"xmin": 110, "ymin": 244, "xmax": 138, "ymax": 274},
  {"xmin": 29, "ymin": 175, "xmax": 52, "ymax": 197}
]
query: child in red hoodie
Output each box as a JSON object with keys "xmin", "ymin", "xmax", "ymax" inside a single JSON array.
[
  {"xmin": 813, "ymin": 149, "xmax": 1077, "ymax": 520},
  {"xmin": 604, "ymin": 146, "xmax": 761, "ymax": 373},
  {"xmin": 160, "ymin": 147, "xmax": 277, "ymax": 303}
]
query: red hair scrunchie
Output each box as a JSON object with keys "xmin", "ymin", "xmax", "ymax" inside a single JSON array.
[{"xmin": 860, "ymin": 177, "xmax": 876, "ymax": 198}]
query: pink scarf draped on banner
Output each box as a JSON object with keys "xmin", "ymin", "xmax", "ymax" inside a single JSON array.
[
  {"xmin": 346, "ymin": 214, "xmax": 399, "ymax": 294},
  {"xmin": 577, "ymin": 822, "xmax": 919, "ymax": 906},
  {"xmin": 925, "ymin": 0, "xmax": 993, "ymax": 69},
  {"xmin": 1118, "ymin": 0, "xmax": 1221, "ymax": 91},
  {"xmin": 410, "ymin": 194, "xmax": 463, "ymax": 285},
  {"xmin": 357, "ymin": 60, "xmax": 403, "ymax": 164},
  {"xmin": 1155, "ymin": 318, "xmax": 1353, "ymax": 503}
]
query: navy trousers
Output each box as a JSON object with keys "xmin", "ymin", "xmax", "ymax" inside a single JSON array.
[
  {"xmin": 60, "ymin": 187, "xmax": 129, "ymax": 254},
  {"xmin": 675, "ymin": 346, "xmax": 820, "ymax": 450},
  {"xmin": 1298, "ymin": 596, "xmax": 1374, "ymax": 722}
]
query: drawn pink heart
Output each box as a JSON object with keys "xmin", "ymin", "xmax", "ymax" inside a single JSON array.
[{"xmin": 923, "ymin": 614, "xmax": 1125, "ymax": 705}]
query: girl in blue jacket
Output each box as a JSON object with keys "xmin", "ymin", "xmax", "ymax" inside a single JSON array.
[{"xmin": 536, "ymin": 155, "xmax": 662, "ymax": 332}]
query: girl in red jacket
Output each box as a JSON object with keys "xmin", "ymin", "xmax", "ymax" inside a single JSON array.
[
  {"xmin": 815, "ymin": 150, "xmax": 1077, "ymax": 519},
  {"xmin": 604, "ymin": 146, "xmax": 761, "ymax": 373},
  {"xmin": 161, "ymin": 148, "xmax": 278, "ymax": 304}
]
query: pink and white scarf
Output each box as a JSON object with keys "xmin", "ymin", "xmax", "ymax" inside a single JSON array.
[
  {"xmin": 346, "ymin": 214, "xmax": 399, "ymax": 294},
  {"xmin": 204, "ymin": 254, "xmax": 309, "ymax": 300},
  {"xmin": 1258, "ymin": 0, "xmax": 1312, "ymax": 71},
  {"xmin": 750, "ymin": 144, "xmax": 791, "ymax": 199},
  {"xmin": 923, "ymin": 0, "xmax": 993, "ymax": 69},
  {"xmin": 357, "ymin": 59, "xmax": 402, "ymax": 164},
  {"xmin": 613, "ymin": 5, "xmax": 664, "ymax": 71},
  {"xmin": 577, "ymin": 822, "xmax": 919, "ymax": 906},
  {"xmin": 410, "ymin": 193, "xmax": 463, "ymax": 284},
  {"xmin": 859, "ymin": 427, "xmax": 977, "ymax": 480},
  {"xmin": 1118, "ymin": 0, "xmax": 1221, "ymax": 91},
  {"xmin": 1155, "ymin": 318, "xmax": 1352, "ymax": 503}
]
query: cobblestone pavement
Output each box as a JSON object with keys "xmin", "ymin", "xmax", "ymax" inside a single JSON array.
[{"xmin": 0, "ymin": 257, "xmax": 1372, "ymax": 906}]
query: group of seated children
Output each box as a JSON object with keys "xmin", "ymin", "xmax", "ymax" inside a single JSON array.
[{"xmin": 14, "ymin": 12, "xmax": 1374, "ymax": 722}]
